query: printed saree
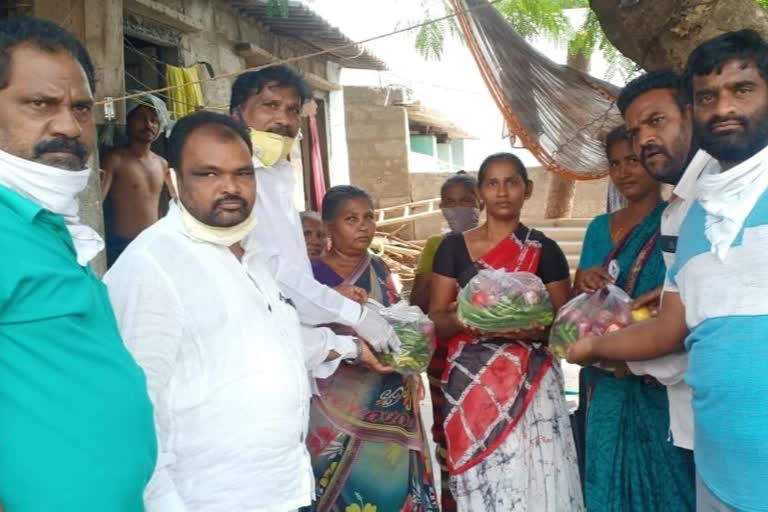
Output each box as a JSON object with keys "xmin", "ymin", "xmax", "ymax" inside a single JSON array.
[{"xmin": 306, "ymin": 255, "xmax": 438, "ymax": 512}]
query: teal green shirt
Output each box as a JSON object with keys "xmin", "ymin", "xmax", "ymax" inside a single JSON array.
[{"xmin": 0, "ymin": 184, "xmax": 157, "ymax": 511}]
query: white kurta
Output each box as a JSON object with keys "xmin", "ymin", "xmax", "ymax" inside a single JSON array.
[
  {"xmin": 105, "ymin": 203, "xmax": 335, "ymax": 512},
  {"xmin": 627, "ymin": 150, "xmax": 718, "ymax": 450},
  {"xmin": 242, "ymin": 158, "xmax": 362, "ymax": 326}
]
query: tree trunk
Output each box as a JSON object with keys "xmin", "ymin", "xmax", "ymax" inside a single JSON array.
[
  {"xmin": 544, "ymin": 45, "xmax": 590, "ymax": 218},
  {"xmin": 589, "ymin": 0, "xmax": 768, "ymax": 71}
]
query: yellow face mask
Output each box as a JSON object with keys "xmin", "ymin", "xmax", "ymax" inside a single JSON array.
[{"xmin": 248, "ymin": 128, "xmax": 295, "ymax": 167}]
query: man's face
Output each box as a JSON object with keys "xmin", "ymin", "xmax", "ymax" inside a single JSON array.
[
  {"xmin": 127, "ymin": 105, "xmax": 160, "ymax": 144},
  {"xmin": 0, "ymin": 45, "xmax": 94, "ymax": 171},
  {"xmin": 177, "ymin": 125, "xmax": 256, "ymax": 227},
  {"xmin": 624, "ymin": 88, "xmax": 693, "ymax": 185},
  {"xmin": 238, "ymin": 81, "xmax": 301, "ymax": 137},
  {"xmin": 692, "ymin": 58, "xmax": 768, "ymax": 166}
]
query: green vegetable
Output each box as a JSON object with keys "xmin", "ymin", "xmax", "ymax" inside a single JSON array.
[
  {"xmin": 457, "ymin": 291, "xmax": 554, "ymax": 332},
  {"xmin": 377, "ymin": 325, "xmax": 434, "ymax": 375}
]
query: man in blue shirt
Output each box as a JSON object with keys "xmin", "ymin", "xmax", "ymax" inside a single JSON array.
[
  {"xmin": 0, "ymin": 16, "xmax": 156, "ymax": 510},
  {"xmin": 568, "ymin": 30, "xmax": 768, "ymax": 511}
]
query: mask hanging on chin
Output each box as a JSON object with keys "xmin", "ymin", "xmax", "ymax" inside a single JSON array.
[
  {"xmin": 248, "ymin": 128, "xmax": 295, "ymax": 167},
  {"xmin": 442, "ymin": 206, "xmax": 480, "ymax": 233},
  {"xmin": 169, "ymin": 169, "xmax": 258, "ymax": 247}
]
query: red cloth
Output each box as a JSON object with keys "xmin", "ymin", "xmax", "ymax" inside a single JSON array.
[
  {"xmin": 441, "ymin": 234, "xmax": 553, "ymax": 475},
  {"xmin": 307, "ymin": 115, "xmax": 327, "ymax": 211}
]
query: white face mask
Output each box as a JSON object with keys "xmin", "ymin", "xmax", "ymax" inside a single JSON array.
[
  {"xmin": 0, "ymin": 148, "xmax": 103, "ymax": 266},
  {"xmin": 169, "ymin": 169, "xmax": 258, "ymax": 247}
]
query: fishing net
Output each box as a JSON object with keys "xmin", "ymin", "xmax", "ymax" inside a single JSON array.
[{"xmin": 452, "ymin": 0, "xmax": 624, "ymax": 179}]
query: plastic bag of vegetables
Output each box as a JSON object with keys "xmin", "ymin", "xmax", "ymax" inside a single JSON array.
[
  {"xmin": 456, "ymin": 269, "xmax": 554, "ymax": 332},
  {"xmin": 549, "ymin": 284, "xmax": 634, "ymax": 359},
  {"xmin": 370, "ymin": 300, "xmax": 436, "ymax": 375}
]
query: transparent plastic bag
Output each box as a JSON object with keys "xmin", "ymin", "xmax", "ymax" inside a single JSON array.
[
  {"xmin": 549, "ymin": 284, "xmax": 634, "ymax": 359},
  {"xmin": 456, "ymin": 269, "xmax": 554, "ymax": 332},
  {"xmin": 371, "ymin": 300, "xmax": 436, "ymax": 375}
]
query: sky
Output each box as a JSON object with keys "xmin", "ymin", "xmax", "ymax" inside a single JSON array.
[{"xmin": 307, "ymin": 0, "xmax": 626, "ymax": 170}]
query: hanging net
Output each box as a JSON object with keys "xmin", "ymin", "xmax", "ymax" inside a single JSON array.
[{"xmin": 452, "ymin": 0, "xmax": 623, "ymax": 180}]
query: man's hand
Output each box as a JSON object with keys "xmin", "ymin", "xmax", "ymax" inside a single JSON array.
[
  {"xmin": 631, "ymin": 286, "xmax": 662, "ymax": 316},
  {"xmin": 356, "ymin": 306, "xmax": 401, "ymax": 354},
  {"xmin": 358, "ymin": 341, "xmax": 395, "ymax": 374},
  {"xmin": 573, "ymin": 266, "xmax": 614, "ymax": 294},
  {"xmin": 566, "ymin": 334, "xmax": 599, "ymax": 366},
  {"xmin": 334, "ymin": 284, "xmax": 368, "ymax": 304}
]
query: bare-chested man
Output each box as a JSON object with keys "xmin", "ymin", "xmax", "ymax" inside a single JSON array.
[{"xmin": 102, "ymin": 94, "xmax": 170, "ymax": 266}]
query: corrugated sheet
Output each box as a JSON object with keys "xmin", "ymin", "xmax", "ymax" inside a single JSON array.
[{"xmin": 228, "ymin": 0, "xmax": 388, "ymax": 71}]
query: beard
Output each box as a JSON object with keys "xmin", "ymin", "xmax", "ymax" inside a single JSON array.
[{"xmin": 695, "ymin": 104, "xmax": 768, "ymax": 164}]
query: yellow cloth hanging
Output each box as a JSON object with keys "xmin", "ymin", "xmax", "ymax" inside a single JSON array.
[{"xmin": 165, "ymin": 64, "xmax": 204, "ymax": 119}]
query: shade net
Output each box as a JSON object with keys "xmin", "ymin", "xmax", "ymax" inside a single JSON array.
[{"xmin": 452, "ymin": 0, "xmax": 623, "ymax": 180}]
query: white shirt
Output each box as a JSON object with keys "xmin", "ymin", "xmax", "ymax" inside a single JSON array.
[
  {"xmin": 242, "ymin": 158, "xmax": 362, "ymax": 326},
  {"xmin": 627, "ymin": 150, "xmax": 718, "ymax": 450},
  {"xmin": 104, "ymin": 203, "xmax": 343, "ymax": 512}
]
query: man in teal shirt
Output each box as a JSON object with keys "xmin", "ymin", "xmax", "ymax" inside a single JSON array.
[{"xmin": 0, "ymin": 17, "xmax": 157, "ymax": 511}]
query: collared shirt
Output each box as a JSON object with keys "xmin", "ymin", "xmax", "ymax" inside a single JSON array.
[
  {"xmin": 0, "ymin": 184, "xmax": 156, "ymax": 510},
  {"xmin": 104, "ymin": 203, "xmax": 328, "ymax": 512},
  {"xmin": 627, "ymin": 151, "xmax": 717, "ymax": 450},
  {"xmin": 242, "ymin": 158, "xmax": 362, "ymax": 327},
  {"xmin": 668, "ymin": 181, "xmax": 768, "ymax": 511}
]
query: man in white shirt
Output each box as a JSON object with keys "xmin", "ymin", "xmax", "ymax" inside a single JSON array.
[
  {"xmin": 229, "ymin": 66, "xmax": 401, "ymax": 354},
  {"xmin": 608, "ymin": 70, "xmax": 718, "ymax": 452},
  {"xmin": 105, "ymin": 111, "xmax": 385, "ymax": 512}
]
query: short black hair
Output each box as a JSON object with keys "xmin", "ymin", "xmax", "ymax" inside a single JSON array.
[
  {"xmin": 229, "ymin": 65, "xmax": 312, "ymax": 113},
  {"xmin": 604, "ymin": 124, "xmax": 631, "ymax": 155},
  {"xmin": 441, "ymin": 170, "xmax": 477, "ymax": 197},
  {"xmin": 0, "ymin": 16, "xmax": 95, "ymax": 92},
  {"xmin": 167, "ymin": 111, "xmax": 252, "ymax": 171},
  {"xmin": 321, "ymin": 185, "xmax": 374, "ymax": 222},
  {"xmin": 617, "ymin": 70, "xmax": 683, "ymax": 116},
  {"xmin": 477, "ymin": 152, "xmax": 528, "ymax": 185},
  {"xmin": 682, "ymin": 29, "xmax": 768, "ymax": 104}
]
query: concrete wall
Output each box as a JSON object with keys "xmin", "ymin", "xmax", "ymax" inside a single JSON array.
[{"xmin": 344, "ymin": 86, "xmax": 412, "ymax": 215}]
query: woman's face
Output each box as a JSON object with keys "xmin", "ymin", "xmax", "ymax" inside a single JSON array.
[
  {"xmin": 302, "ymin": 217, "xmax": 328, "ymax": 259},
  {"xmin": 440, "ymin": 183, "xmax": 478, "ymax": 209},
  {"xmin": 607, "ymin": 138, "xmax": 660, "ymax": 202},
  {"xmin": 478, "ymin": 160, "xmax": 531, "ymax": 220},
  {"xmin": 328, "ymin": 197, "xmax": 376, "ymax": 254}
]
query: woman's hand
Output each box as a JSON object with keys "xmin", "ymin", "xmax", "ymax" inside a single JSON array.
[
  {"xmin": 566, "ymin": 334, "xmax": 599, "ymax": 366},
  {"xmin": 573, "ymin": 266, "xmax": 614, "ymax": 294},
  {"xmin": 334, "ymin": 284, "xmax": 368, "ymax": 304},
  {"xmin": 358, "ymin": 341, "xmax": 395, "ymax": 374}
]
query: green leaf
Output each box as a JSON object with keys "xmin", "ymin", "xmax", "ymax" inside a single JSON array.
[{"xmin": 266, "ymin": 0, "xmax": 290, "ymax": 18}]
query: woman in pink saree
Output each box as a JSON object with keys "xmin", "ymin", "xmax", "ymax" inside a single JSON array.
[{"xmin": 430, "ymin": 153, "xmax": 584, "ymax": 511}]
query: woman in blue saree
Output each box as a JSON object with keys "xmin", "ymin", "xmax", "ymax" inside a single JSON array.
[
  {"xmin": 308, "ymin": 185, "xmax": 438, "ymax": 512},
  {"xmin": 574, "ymin": 126, "xmax": 695, "ymax": 511}
]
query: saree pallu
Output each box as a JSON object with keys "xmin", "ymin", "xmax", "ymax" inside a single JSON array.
[
  {"xmin": 579, "ymin": 202, "xmax": 695, "ymax": 511},
  {"xmin": 440, "ymin": 232, "xmax": 584, "ymax": 511},
  {"xmin": 307, "ymin": 255, "xmax": 438, "ymax": 512}
]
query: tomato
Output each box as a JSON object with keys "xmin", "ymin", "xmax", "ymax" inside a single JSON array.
[{"xmin": 471, "ymin": 291, "xmax": 487, "ymax": 307}]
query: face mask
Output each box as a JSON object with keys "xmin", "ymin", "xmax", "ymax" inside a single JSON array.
[
  {"xmin": 169, "ymin": 169, "xmax": 258, "ymax": 247},
  {"xmin": 248, "ymin": 128, "xmax": 295, "ymax": 167},
  {"xmin": 442, "ymin": 206, "xmax": 480, "ymax": 233},
  {"xmin": 0, "ymin": 148, "xmax": 103, "ymax": 265}
]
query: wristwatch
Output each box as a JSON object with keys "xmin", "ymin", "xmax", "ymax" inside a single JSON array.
[{"xmin": 349, "ymin": 337, "xmax": 363, "ymax": 364}]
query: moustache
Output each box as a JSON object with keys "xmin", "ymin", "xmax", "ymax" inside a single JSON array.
[
  {"xmin": 640, "ymin": 143, "xmax": 670, "ymax": 163},
  {"xmin": 33, "ymin": 137, "xmax": 89, "ymax": 162},
  {"xmin": 706, "ymin": 114, "xmax": 748, "ymax": 131},
  {"xmin": 213, "ymin": 195, "xmax": 247, "ymax": 209},
  {"xmin": 266, "ymin": 126, "xmax": 294, "ymax": 137}
]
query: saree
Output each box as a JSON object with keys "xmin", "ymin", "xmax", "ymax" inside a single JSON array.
[
  {"xmin": 437, "ymin": 228, "xmax": 584, "ymax": 511},
  {"xmin": 306, "ymin": 255, "xmax": 439, "ymax": 512},
  {"xmin": 578, "ymin": 202, "xmax": 695, "ymax": 512}
]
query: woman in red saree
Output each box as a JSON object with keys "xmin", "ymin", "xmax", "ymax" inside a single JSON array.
[{"xmin": 430, "ymin": 153, "xmax": 584, "ymax": 511}]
